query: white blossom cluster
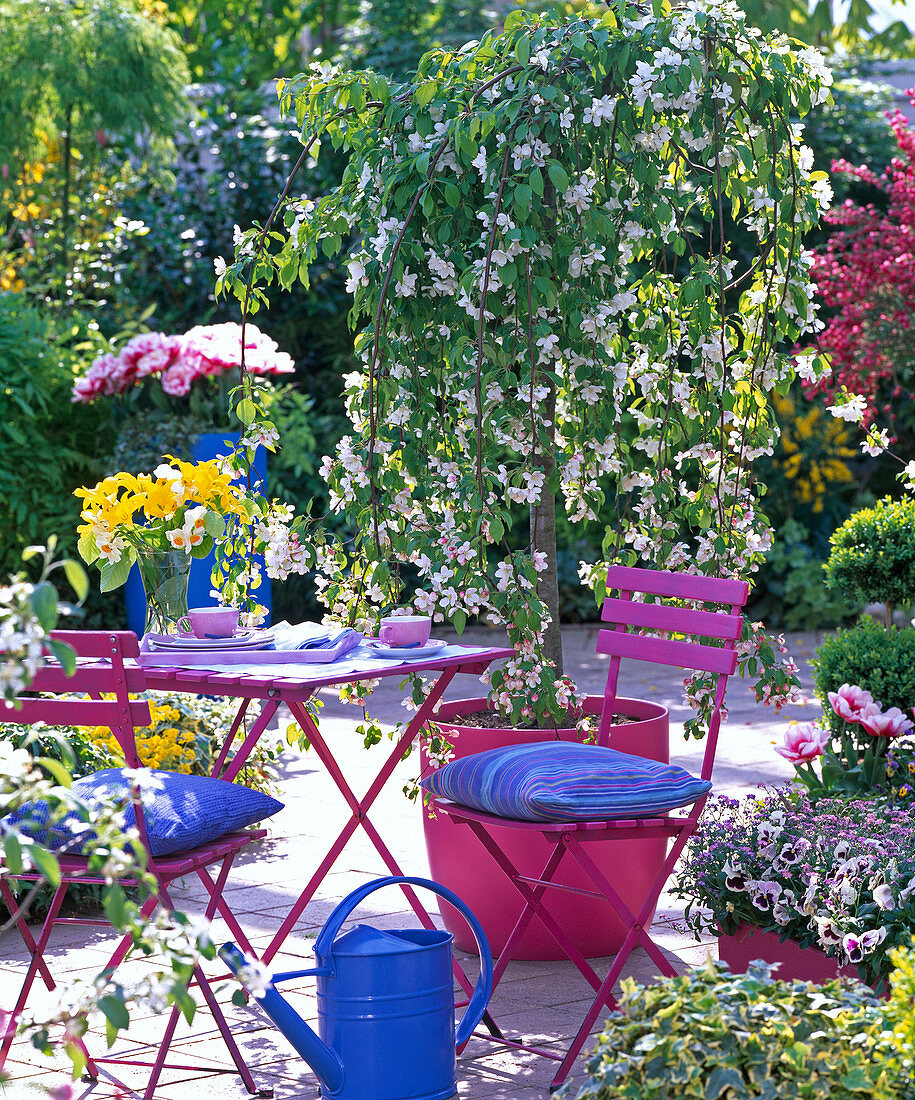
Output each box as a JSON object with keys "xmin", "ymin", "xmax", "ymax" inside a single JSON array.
[{"xmin": 0, "ymin": 578, "xmax": 47, "ymax": 700}]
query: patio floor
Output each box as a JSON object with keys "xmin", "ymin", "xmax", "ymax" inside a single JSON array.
[{"xmin": 1, "ymin": 624, "xmax": 821, "ymax": 1099}]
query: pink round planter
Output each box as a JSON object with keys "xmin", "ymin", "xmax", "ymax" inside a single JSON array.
[
  {"xmin": 718, "ymin": 923, "xmax": 862, "ymax": 984},
  {"xmin": 421, "ymin": 695, "xmax": 670, "ymax": 960}
]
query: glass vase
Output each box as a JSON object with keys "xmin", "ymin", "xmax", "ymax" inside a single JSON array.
[{"xmin": 135, "ymin": 548, "xmax": 191, "ymax": 636}]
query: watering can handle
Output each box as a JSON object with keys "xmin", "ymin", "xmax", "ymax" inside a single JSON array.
[{"xmin": 314, "ymin": 875, "xmax": 493, "ymax": 1048}]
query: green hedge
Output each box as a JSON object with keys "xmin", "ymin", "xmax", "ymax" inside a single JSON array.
[
  {"xmin": 825, "ymin": 497, "xmax": 915, "ymax": 612},
  {"xmin": 814, "ymin": 616, "xmax": 915, "ymax": 733}
]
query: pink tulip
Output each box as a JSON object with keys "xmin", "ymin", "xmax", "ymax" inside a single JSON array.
[
  {"xmin": 775, "ymin": 722, "xmax": 831, "ymax": 764},
  {"xmin": 827, "ymin": 683, "xmax": 875, "ymax": 724},
  {"xmin": 858, "ymin": 704, "xmax": 914, "ymax": 739}
]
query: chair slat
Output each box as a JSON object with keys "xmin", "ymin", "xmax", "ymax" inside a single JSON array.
[
  {"xmin": 27, "ymin": 664, "xmax": 148, "ymax": 695},
  {"xmin": 600, "ymin": 597, "xmax": 743, "ymax": 641},
  {"xmin": 596, "ymin": 628, "xmax": 738, "ymax": 674},
  {"xmin": 605, "ymin": 565, "xmax": 748, "ymax": 606},
  {"xmin": 0, "ymin": 698, "xmax": 152, "ymax": 728},
  {"xmin": 49, "ymin": 630, "xmax": 141, "ymax": 659}
]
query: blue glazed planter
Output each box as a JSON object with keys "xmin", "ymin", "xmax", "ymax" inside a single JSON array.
[{"xmin": 124, "ymin": 431, "xmax": 271, "ymax": 634}]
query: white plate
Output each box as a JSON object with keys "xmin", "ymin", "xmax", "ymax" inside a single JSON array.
[
  {"xmin": 146, "ymin": 629, "xmax": 274, "ymax": 650},
  {"xmin": 366, "ymin": 639, "xmax": 447, "ymax": 661}
]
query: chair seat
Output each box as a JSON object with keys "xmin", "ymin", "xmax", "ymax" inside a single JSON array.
[
  {"xmin": 422, "ymin": 741, "xmax": 711, "ymax": 823},
  {"xmin": 435, "ymin": 799, "xmax": 686, "ymax": 834},
  {"xmin": 6, "ymin": 828, "xmax": 268, "ymax": 884}
]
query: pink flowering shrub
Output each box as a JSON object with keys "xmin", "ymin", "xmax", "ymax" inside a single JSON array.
[
  {"xmin": 71, "ymin": 322, "xmax": 294, "ymax": 404},
  {"xmin": 802, "ymin": 98, "xmax": 915, "ymax": 446},
  {"xmin": 677, "ymin": 792, "xmax": 915, "ymax": 986}
]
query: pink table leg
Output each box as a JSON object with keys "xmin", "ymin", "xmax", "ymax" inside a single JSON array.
[{"xmin": 262, "ymin": 666, "xmax": 459, "ymax": 963}]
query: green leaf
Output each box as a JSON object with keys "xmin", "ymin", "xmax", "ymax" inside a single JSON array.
[
  {"xmin": 45, "ymin": 638, "xmax": 76, "ymax": 677},
  {"xmin": 99, "ymin": 554, "xmax": 133, "ymax": 593},
  {"xmin": 415, "ymin": 81, "xmax": 436, "ymax": 108},
  {"xmin": 444, "ymin": 181, "xmax": 461, "ymax": 207},
  {"xmin": 236, "ymin": 398, "xmax": 257, "ymax": 426},
  {"xmin": 98, "ymin": 995, "xmax": 130, "ymax": 1033},
  {"xmin": 103, "ymin": 885, "xmax": 127, "ymax": 929},
  {"xmin": 63, "ymin": 559, "xmax": 89, "ymax": 602},
  {"xmin": 515, "ymin": 35, "xmax": 530, "ymax": 66},
  {"xmin": 547, "ymin": 163, "xmax": 569, "ymax": 194},
  {"xmin": 453, "ymin": 610, "xmax": 467, "ymax": 636},
  {"xmin": 4, "ymin": 833, "xmax": 23, "ymax": 874},
  {"xmin": 34, "ymin": 755, "xmax": 73, "ymax": 788},
  {"xmin": 29, "ymin": 582, "xmax": 57, "ymax": 631},
  {"xmin": 27, "ymin": 844, "xmax": 60, "ymax": 888}
]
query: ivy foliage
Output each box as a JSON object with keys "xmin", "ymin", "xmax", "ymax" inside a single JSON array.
[
  {"xmin": 224, "ymin": 0, "xmax": 832, "ymax": 725},
  {"xmin": 563, "ymin": 960, "xmax": 904, "ymax": 1100}
]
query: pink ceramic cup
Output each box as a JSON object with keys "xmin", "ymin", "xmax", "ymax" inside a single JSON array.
[
  {"xmin": 378, "ymin": 615, "xmax": 431, "ymax": 647},
  {"xmin": 179, "ymin": 606, "xmax": 240, "ymax": 638}
]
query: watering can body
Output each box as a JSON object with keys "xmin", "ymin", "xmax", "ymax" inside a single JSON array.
[{"xmin": 221, "ymin": 875, "xmax": 492, "ymax": 1100}]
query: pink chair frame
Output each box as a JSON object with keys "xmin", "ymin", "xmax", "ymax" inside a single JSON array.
[
  {"xmin": 437, "ymin": 565, "xmax": 749, "ymax": 1089},
  {"xmin": 0, "ymin": 631, "xmax": 269, "ymax": 1098}
]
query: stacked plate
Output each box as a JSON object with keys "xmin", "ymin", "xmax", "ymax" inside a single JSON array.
[
  {"xmin": 366, "ymin": 639, "xmax": 447, "ymax": 660},
  {"xmin": 143, "ymin": 629, "xmax": 275, "ymax": 652}
]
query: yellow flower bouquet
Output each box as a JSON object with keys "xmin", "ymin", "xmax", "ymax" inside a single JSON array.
[
  {"xmin": 75, "ymin": 456, "xmax": 257, "ymax": 633},
  {"xmin": 75, "ymin": 456, "xmax": 252, "ymax": 591}
]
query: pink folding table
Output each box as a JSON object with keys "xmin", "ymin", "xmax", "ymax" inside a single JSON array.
[{"xmin": 136, "ymin": 642, "xmax": 514, "ymax": 971}]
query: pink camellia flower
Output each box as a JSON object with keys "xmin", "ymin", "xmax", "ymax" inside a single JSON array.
[
  {"xmin": 858, "ymin": 703, "xmax": 915, "ymax": 739},
  {"xmin": 775, "ymin": 722, "xmax": 831, "ymax": 764},
  {"xmin": 827, "ymin": 683, "xmax": 875, "ymax": 724}
]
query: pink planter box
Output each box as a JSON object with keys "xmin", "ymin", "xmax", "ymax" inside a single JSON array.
[
  {"xmin": 718, "ymin": 923, "xmax": 862, "ymax": 983},
  {"xmin": 421, "ymin": 695, "xmax": 670, "ymax": 960}
]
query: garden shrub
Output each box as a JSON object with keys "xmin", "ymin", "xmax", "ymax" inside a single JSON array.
[
  {"xmin": 562, "ymin": 960, "xmax": 901, "ymax": 1100},
  {"xmin": 0, "ymin": 294, "xmax": 113, "ymax": 593},
  {"xmin": 825, "ymin": 497, "xmax": 915, "ymax": 616},
  {"xmin": 814, "ymin": 616, "xmax": 915, "ymax": 732},
  {"xmin": 750, "ymin": 519, "xmax": 861, "ymax": 631}
]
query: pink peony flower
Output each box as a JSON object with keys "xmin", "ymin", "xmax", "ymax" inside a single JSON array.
[
  {"xmin": 71, "ymin": 354, "xmax": 119, "ymax": 402},
  {"xmin": 161, "ymin": 361, "xmax": 198, "ymax": 397},
  {"xmin": 775, "ymin": 722, "xmax": 831, "ymax": 764},
  {"xmin": 119, "ymin": 331, "xmax": 182, "ymax": 379},
  {"xmin": 184, "ymin": 322, "xmax": 295, "ymax": 376},
  {"xmin": 858, "ymin": 703, "xmax": 914, "ymax": 739},
  {"xmin": 827, "ymin": 683, "xmax": 875, "ymax": 724}
]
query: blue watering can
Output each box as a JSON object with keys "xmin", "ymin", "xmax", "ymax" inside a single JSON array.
[{"xmin": 220, "ymin": 875, "xmax": 493, "ymax": 1100}]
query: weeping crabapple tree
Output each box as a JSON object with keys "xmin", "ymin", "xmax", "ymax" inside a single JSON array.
[{"xmin": 223, "ymin": 0, "xmax": 833, "ymax": 733}]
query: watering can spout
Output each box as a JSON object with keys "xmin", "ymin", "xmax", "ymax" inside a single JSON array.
[{"xmin": 218, "ymin": 944, "xmax": 345, "ymax": 1095}]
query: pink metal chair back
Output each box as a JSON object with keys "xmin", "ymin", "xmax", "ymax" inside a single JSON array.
[{"xmin": 598, "ymin": 564, "xmax": 749, "ymax": 780}]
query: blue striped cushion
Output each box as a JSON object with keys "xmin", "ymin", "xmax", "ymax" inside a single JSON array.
[
  {"xmin": 421, "ymin": 742, "xmax": 711, "ymax": 822},
  {"xmin": 2, "ymin": 769, "xmax": 283, "ymax": 856}
]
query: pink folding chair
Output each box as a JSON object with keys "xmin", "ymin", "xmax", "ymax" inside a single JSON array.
[
  {"xmin": 0, "ymin": 631, "xmax": 273, "ymax": 1098},
  {"xmin": 426, "ymin": 565, "xmax": 748, "ymax": 1089}
]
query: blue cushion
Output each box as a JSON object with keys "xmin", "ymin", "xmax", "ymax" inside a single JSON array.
[
  {"xmin": 421, "ymin": 742, "xmax": 711, "ymax": 822},
  {"xmin": 2, "ymin": 769, "xmax": 283, "ymax": 857}
]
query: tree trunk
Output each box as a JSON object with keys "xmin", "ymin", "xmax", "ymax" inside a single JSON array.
[{"xmin": 530, "ymin": 377, "xmax": 562, "ymax": 674}]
